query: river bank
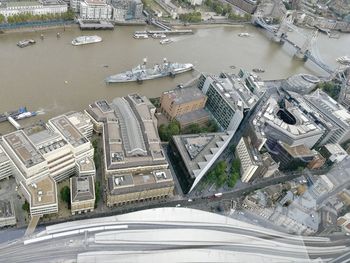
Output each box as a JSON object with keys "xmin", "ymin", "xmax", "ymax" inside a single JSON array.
[{"xmin": 0, "ymin": 22, "xmax": 77, "ymax": 34}]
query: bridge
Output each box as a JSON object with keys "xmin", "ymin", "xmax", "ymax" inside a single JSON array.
[{"xmin": 253, "ymin": 12, "xmax": 335, "ymax": 75}]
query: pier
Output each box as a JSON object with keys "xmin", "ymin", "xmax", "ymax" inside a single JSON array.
[
  {"xmin": 134, "ymin": 29, "xmax": 194, "ymax": 36},
  {"xmin": 78, "ymin": 20, "xmax": 114, "ymax": 30}
]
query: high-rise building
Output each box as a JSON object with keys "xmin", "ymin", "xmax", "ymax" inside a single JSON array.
[
  {"xmin": 197, "ymin": 72, "xmax": 259, "ymax": 132},
  {"xmin": 79, "ymin": 0, "xmax": 112, "ymax": 20}
]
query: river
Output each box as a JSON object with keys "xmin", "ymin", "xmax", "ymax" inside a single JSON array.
[{"xmin": 0, "ymin": 24, "xmax": 349, "ymax": 133}]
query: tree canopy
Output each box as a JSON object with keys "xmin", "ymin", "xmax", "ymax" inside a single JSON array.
[{"xmin": 60, "ymin": 185, "xmax": 70, "ymax": 205}]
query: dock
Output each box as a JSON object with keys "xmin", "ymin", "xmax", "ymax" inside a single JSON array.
[
  {"xmin": 8, "ymin": 117, "xmax": 21, "ymax": 130},
  {"xmin": 78, "ymin": 20, "xmax": 114, "ymax": 30}
]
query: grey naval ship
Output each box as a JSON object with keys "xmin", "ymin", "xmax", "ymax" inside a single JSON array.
[{"xmin": 105, "ymin": 58, "xmax": 193, "ymax": 83}]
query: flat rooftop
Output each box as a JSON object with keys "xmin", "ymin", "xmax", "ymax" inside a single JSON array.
[
  {"xmin": 172, "ymin": 132, "xmax": 231, "ymax": 179},
  {"xmin": 3, "ymin": 130, "xmax": 45, "ymax": 169},
  {"xmin": 83, "ymin": 0, "xmax": 107, "ymax": 5},
  {"xmin": 162, "ymin": 87, "xmax": 206, "ymax": 105},
  {"xmin": 0, "ymin": 145, "xmax": 10, "ymax": 164},
  {"xmin": 49, "ymin": 115, "xmax": 88, "ymax": 148},
  {"xmin": 27, "ymin": 129, "xmax": 68, "ymax": 155},
  {"xmin": 86, "ymin": 94, "xmax": 168, "ymax": 171},
  {"xmin": 77, "ymin": 156, "xmax": 95, "ymax": 172},
  {"xmin": 25, "ymin": 176, "xmax": 57, "ymax": 208},
  {"xmin": 280, "ymin": 142, "xmax": 315, "ymax": 158},
  {"xmin": 71, "ymin": 176, "xmax": 95, "ymax": 203},
  {"xmin": 205, "ymin": 73, "xmax": 259, "ymax": 110},
  {"xmin": 176, "ymin": 108, "xmax": 209, "ymax": 124},
  {"xmin": 108, "ymin": 169, "xmax": 173, "ymax": 195},
  {"xmin": 66, "ymin": 111, "xmax": 92, "ymax": 133}
]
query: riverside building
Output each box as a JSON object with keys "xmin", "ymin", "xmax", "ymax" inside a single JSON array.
[{"xmin": 86, "ymin": 94, "xmax": 174, "ymax": 207}]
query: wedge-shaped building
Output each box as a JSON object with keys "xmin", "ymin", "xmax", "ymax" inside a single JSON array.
[
  {"xmin": 170, "ymin": 132, "xmax": 232, "ymax": 193},
  {"xmin": 86, "ymin": 94, "xmax": 174, "ymax": 206}
]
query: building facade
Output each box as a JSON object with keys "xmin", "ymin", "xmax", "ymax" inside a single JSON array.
[
  {"xmin": 70, "ymin": 175, "xmax": 95, "ymax": 215},
  {"xmin": 198, "ymin": 72, "xmax": 258, "ymax": 132},
  {"xmin": 0, "ymin": 0, "xmax": 67, "ymax": 18},
  {"xmin": 80, "ymin": 0, "xmax": 112, "ymax": 20}
]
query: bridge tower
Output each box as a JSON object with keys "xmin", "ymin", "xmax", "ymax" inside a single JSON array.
[
  {"xmin": 294, "ymin": 30, "xmax": 318, "ymax": 61},
  {"xmin": 273, "ymin": 11, "xmax": 294, "ymax": 43}
]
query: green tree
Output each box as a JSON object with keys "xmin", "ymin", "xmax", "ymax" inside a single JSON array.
[
  {"xmin": 232, "ymin": 159, "xmax": 241, "ymax": 172},
  {"xmin": 0, "ymin": 14, "xmax": 5, "ymax": 24},
  {"xmin": 159, "ymin": 121, "xmax": 180, "ymax": 141},
  {"xmin": 227, "ymin": 171, "xmax": 239, "ymax": 188},
  {"xmin": 60, "ymin": 185, "xmax": 70, "ymax": 205},
  {"xmin": 22, "ymin": 200, "xmax": 30, "ymax": 212}
]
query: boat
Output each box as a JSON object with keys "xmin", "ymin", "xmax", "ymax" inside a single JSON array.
[
  {"xmin": 106, "ymin": 58, "xmax": 194, "ymax": 83},
  {"xmin": 17, "ymin": 39, "xmax": 36, "ymax": 48},
  {"xmin": 152, "ymin": 33, "xmax": 166, "ymax": 39},
  {"xmin": 238, "ymin": 33, "xmax": 250, "ymax": 37},
  {"xmin": 71, "ymin": 35, "xmax": 102, "ymax": 46},
  {"xmin": 133, "ymin": 33, "xmax": 149, "ymax": 39},
  {"xmin": 252, "ymin": 68, "xmax": 265, "ymax": 73},
  {"xmin": 336, "ymin": 56, "xmax": 350, "ymax": 65},
  {"xmin": 0, "ymin": 107, "xmax": 31, "ymax": 123},
  {"xmin": 15, "ymin": 111, "xmax": 37, "ymax": 120},
  {"xmin": 160, "ymin": 38, "xmax": 173, "ymax": 45}
]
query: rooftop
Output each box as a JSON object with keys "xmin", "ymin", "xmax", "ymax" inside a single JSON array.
[
  {"xmin": 280, "ymin": 142, "xmax": 315, "ymax": 158},
  {"xmin": 176, "ymin": 109, "xmax": 209, "ymax": 124},
  {"xmin": 108, "ymin": 169, "xmax": 173, "ymax": 195},
  {"xmin": 204, "ymin": 73, "xmax": 259, "ymax": 110},
  {"xmin": 162, "ymin": 87, "xmax": 206, "ymax": 105},
  {"xmin": 172, "ymin": 132, "xmax": 231, "ymax": 179},
  {"xmin": 77, "ymin": 156, "xmax": 95, "ymax": 173},
  {"xmin": 66, "ymin": 111, "xmax": 92, "ymax": 134},
  {"xmin": 0, "ymin": 144, "xmax": 10, "ymax": 164},
  {"xmin": 83, "ymin": 0, "xmax": 107, "ymax": 5},
  {"xmin": 86, "ymin": 94, "xmax": 168, "ymax": 171},
  {"xmin": 24, "ymin": 176, "xmax": 57, "ymax": 208},
  {"xmin": 71, "ymin": 176, "xmax": 95, "ymax": 203},
  {"xmin": 3, "ymin": 130, "xmax": 45, "ymax": 170},
  {"xmin": 49, "ymin": 115, "xmax": 88, "ymax": 148}
]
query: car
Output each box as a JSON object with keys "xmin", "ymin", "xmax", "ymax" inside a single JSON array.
[
  {"xmin": 176, "ymin": 204, "xmax": 181, "ymax": 207},
  {"xmin": 187, "ymin": 199, "xmax": 193, "ymax": 202}
]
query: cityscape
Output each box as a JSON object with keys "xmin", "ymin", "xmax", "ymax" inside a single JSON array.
[{"xmin": 0, "ymin": 0, "xmax": 350, "ymax": 261}]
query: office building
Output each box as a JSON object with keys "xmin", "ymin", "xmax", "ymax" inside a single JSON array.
[
  {"xmin": 160, "ymin": 87, "xmax": 207, "ymax": 120},
  {"xmin": 235, "ymin": 137, "xmax": 263, "ymax": 183},
  {"xmin": 0, "ymin": 200, "xmax": 16, "ymax": 228},
  {"xmin": 170, "ymin": 132, "xmax": 232, "ymax": 193},
  {"xmin": 66, "ymin": 111, "xmax": 94, "ymax": 140},
  {"xmin": 70, "ymin": 175, "xmax": 95, "ymax": 215},
  {"xmin": 0, "ymin": 0, "xmax": 68, "ymax": 18},
  {"xmin": 198, "ymin": 72, "xmax": 259, "ymax": 132},
  {"xmin": 86, "ymin": 94, "xmax": 174, "ymax": 206},
  {"xmin": 226, "ymin": 0, "xmax": 257, "ymax": 13},
  {"xmin": 320, "ymin": 143, "xmax": 348, "ymax": 164},
  {"xmin": 0, "ymin": 113, "xmax": 95, "ymax": 217},
  {"xmin": 111, "ymin": 0, "xmax": 143, "ymax": 21},
  {"xmin": 0, "ymin": 144, "xmax": 13, "ymax": 181},
  {"xmin": 79, "ymin": 0, "xmax": 112, "ymax": 20},
  {"xmin": 283, "ymin": 74, "xmax": 320, "ymax": 95},
  {"xmin": 107, "ymin": 170, "xmax": 173, "ymax": 206}
]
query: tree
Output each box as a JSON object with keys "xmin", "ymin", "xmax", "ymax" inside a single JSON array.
[
  {"xmin": 95, "ymin": 181, "xmax": 100, "ymax": 208},
  {"xmin": 232, "ymin": 159, "xmax": 241, "ymax": 172},
  {"xmin": 227, "ymin": 171, "xmax": 239, "ymax": 188},
  {"xmin": 60, "ymin": 186, "xmax": 70, "ymax": 206},
  {"xmin": 0, "ymin": 14, "xmax": 5, "ymax": 24},
  {"xmin": 158, "ymin": 121, "xmax": 180, "ymax": 141},
  {"xmin": 22, "ymin": 201, "xmax": 30, "ymax": 212}
]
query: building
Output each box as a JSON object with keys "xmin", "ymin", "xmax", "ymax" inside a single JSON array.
[
  {"xmin": 0, "ymin": 144, "xmax": 13, "ymax": 181},
  {"xmin": 198, "ymin": 72, "xmax": 259, "ymax": 132},
  {"xmin": 320, "ymin": 143, "xmax": 348, "ymax": 164},
  {"xmin": 190, "ymin": 0, "xmax": 203, "ymax": 6},
  {"xmin": 0, "ymin": 0, "xmax": 68, "ymax": 18},
  {"xmin": 66, "ymin": 111, "xmax": 94, "ymax": 140},
  {"xmin": 175, "ymin": 109, "xmax": 210, "ymax": 129},
  {"xmin": 283, "ymin": 74, "xmax": 320, "ymax": 95},
  {"xmin": 111, "ymin": 0, "xmax": 143, "ymax": 21},
  {"xmin": 235, "ymin": 137, "xmax": 263, "ymax": 183},
  {"xmin": 0, "ymin": 113, "xmax": 95, "ymax": 217},
  {"xmin": 160, "ymin": 87, "xmax": 207, "ymax": 120},
  {"xmin": 238, "ymin": 69, "xmax": 266, "ymax": 96},
  {"xmin": 107, "ymin": 170, "xmax": 173, "ymax": 206},
  {"xmin": 86, "ymin": 94, "xmax": 174, "ymax": 207},
  {"xmin": 170, "ymin": 132, "xmax": 232, "ymax": 193},
  {"xmin": 79, "ymin": 0, "xmax": 112, "ymax": 20},
  {"xmin": 0, "ymin": 200, "xmax": 16, "ymax": 228},
  {"xmin": 266, "ymin": 139, "xmax": 317, "ymax": 170},
  {"xmin": 70, "ymin": 0, "xmax": 81, "ymax": 12},
  {"xmin": 226, "ymin": 0, "xmax": 257, "ymax": 13},
  {"xmin": 304, "ymin": 90, "xmax": 350, "ymax": 146},
  {"xmin": 70, "ymin": 176, "xmax": 95, "ymax": 215},
  {"xmin": 255, "ymin": 92, "xmax": 325, "ymax": 149}
]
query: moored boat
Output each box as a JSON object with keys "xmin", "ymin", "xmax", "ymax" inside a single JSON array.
[
  {"xmin": 106, "ymin": 58, "xmax": 193, "ymax": 83},
  {"xmin": 17, "ymin": 39, "xmax": 36, "ymax": 48},
  {"xmin": 71, "ymin": 35, "xmax": 102, "ymax": 46},
  {"xmin": 134, "ymin": 33, "xmax": 149, "ymax": 39},
  {"xmin": 160, "ymin": 38, "xmax": 173, "ymax": 45},
  {"xmin": 152, "ymin": 33, "xmax": 166, "ymax": 39}
]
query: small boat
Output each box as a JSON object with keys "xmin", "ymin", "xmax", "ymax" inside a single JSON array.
[
  {"xmin": 160, "ymin": 38, "xmax": 173, "ymax": 45},
  {"xmin": 72, "ymin": 35, "xmax": 102, "ymax": 46},
  {"xmin": 230, "ymin": 65, "xmax": 236, "ymax": 69},
  {"xmin": 152, "ymin": 33, "xmax": 166, "ymax": 39},
  {"xmin": 15, "ymin": 112, "xmax": 37, "ymax": 120},
  {"xmin": 56, "ymin": 32, "xmax": 60, "ymax": 38},
  {"xmin": 238, "ymin": 33, "xmax": 250, "ymax": 37},
  {"xmin": 40, "ymin": 34, "xmax": 44, "ymax": 40},
  {"xmin": 252, "ymin": 68, "xmax": 265, "ymax": 73},
  {"xmin": 336, "ymin": 56, "xmax": 350, "ymax": 65},
  {"xmin": 134, "ymin": 33, "xmax": 149, "ymax": 39},
  {"xmin": 17, "ymin": 39, "xmax": 36, "ymax": 48}
]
